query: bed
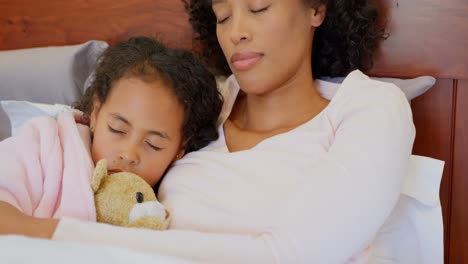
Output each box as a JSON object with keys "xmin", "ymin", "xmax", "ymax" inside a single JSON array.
[{"xmin": 0, "ymin": 0, "xmax": 467, "ymax": 263}]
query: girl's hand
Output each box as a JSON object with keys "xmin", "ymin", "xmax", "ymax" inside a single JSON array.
[{"xmin": 0, "ymin": 201, "xmax": 58, "ymax": 239}]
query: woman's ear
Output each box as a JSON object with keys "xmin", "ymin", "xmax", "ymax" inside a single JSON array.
[
  {"xmin": 310, "ymin": 4, "xmax": 326, "ymax": 28},
  {"xmin": 90, "ymin": 95, "xmax": 102, "ymax": 132}
]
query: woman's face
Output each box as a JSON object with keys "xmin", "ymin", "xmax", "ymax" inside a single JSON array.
[{"xmin": 212, "ymin": 0, "xmax": 324, "ymax": 95}]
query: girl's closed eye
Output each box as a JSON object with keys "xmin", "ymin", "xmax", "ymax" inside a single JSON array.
[
  {"xmin": 108, "ymin": 125, "xmax": 125, "ymax": 135},
  {"xmin": 146, "ymin": 140, "xmax": 163, "ymax": 151}
]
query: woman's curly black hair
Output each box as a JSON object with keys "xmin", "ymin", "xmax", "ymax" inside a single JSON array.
[
  {"xmin": 183, "ymin": 0, "xmax": 385, "ymax": 78},
  {"xmin": 74, "ymin": 36, "xmax": 223, "ymax": 153}
]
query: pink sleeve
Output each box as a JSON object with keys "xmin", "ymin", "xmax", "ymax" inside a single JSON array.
[
  {"xmin": 0, "ymin": 112, "xmax": 94, "ymax": 220},
  {"xmin": 0, "ymin": 118, "xmax": 56, "ymax": 215},
  {"xmin": 0, "ymin": 136, "xmax": 26, "ymax": 210}
]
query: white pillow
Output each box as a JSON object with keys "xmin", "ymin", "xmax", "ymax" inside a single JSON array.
[
  {"xmin": 370, "ymin": 155, "xmax": 444, "ymax": 264},
  {"xmin": 2, "ymin": 72, "xmax": 435, "ymax": 140},
  {"xmin": 0, "ymin": 101, "xmax": 71, "ymax": 136},
  {"xmin": 217, "ymin": 75, "xmax": 435, "ymax": 102},
  {"xmin": 216, "ymin": 74, "xmax": 436, "ymax": 126},
  {"xmin": 0, "ymin": 40, "xmax": 108, "ymax": 140},
  {"xmin": 316, "ymin": 75, "xmax": 436, "ymax": 101}
]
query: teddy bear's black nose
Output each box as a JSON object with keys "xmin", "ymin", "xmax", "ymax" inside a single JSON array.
[{"xmin": 136, "ymin": 192, "xmax": 144, "ymax": 203}]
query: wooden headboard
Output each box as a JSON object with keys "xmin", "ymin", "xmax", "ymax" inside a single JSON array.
[{"xmin": 1, "ymin": 0, "xmax": 467, "ymax": 262}]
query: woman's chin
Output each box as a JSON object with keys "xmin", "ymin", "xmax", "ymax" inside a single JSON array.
[{"xmin": 235, "ymin": 77, "xmax": 276, "ymax": 97}]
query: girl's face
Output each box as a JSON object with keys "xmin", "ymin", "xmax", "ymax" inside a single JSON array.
[
  {"xmin": 212, "ymin": 0, "xmax": 325, "ymax": 95},
  {"xmin": 89, "ymin": 77, "xmax": 185, "ymax": 186}
]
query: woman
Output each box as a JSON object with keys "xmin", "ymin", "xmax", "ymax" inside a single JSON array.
[{"xmin": 0, "ymin": 0, "xmax": 415, "ymax": 263}]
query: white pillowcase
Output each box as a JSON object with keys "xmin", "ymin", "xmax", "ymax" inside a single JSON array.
[
  {"xmin": 216, "ymin": 75, "xmax": 435, "ymax": 101},
  {"xmin": 0, "ymin": 101, "xmax": 71, "ymax": 136},
  {"xmin": 216, "ymin": 74, "xmax": 435, "ymax": 126},
  {"xmin": 6, "ymin": 74, "xmax": 436, "ymax": 138},
  {"xmin": 316, "ymin": 76, "xmax": 436, "ymax": 101},
  {"xmin": 0, "ymin": 40, "xmax": 108, "ymax": 141},
  {"xmin": 370, "ymin": 155, "xmax": 444, "ymax": 264}
]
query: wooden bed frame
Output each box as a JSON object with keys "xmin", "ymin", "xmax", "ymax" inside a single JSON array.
[{"xmin": 1, "ymin": 0, "xmax": 467, "ymax": 262}]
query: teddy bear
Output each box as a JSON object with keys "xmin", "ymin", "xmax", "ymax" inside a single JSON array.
[{"xmin": 91, "ymin": 159, "xmax": 169, "ymax": 230}]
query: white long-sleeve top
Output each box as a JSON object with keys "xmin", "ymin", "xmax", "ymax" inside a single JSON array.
[{"xmin": 53, "ymin": 70, "xmax": 415, "ymax": 264}]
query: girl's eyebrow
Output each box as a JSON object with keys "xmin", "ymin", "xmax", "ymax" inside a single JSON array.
[
  {"xmin": 109, "ymin": 113, "xmax": 131, "ymax": 126},
  {"xmin": 149, "ymin": 130, "xmax": 170, "ymax": 140},
  {"xmin": 109, "ymin": 113, "xmax": 171, "ymax": 140}
]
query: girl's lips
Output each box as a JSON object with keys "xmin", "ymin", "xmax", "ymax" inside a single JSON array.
[{"xmin": 230, "ymin": 52, "xmax": 263, "ymax": 71}]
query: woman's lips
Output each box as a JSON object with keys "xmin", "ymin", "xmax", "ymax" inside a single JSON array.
[{"xmin": 230, "ymin": 52, "xmax": 263, "ymax": 71}]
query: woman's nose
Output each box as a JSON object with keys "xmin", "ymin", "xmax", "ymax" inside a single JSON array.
[{"xmin": 230, "ymin": 14, "xmax": 252, "ymax": 45}]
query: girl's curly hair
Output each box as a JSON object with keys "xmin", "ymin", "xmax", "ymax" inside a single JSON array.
[
  {"xmin": 74, "ymin": 36, "xmax": 223, "ymax": 153},
  {"xmin": 183, "ymin": 0, "xmax": 384, "ymax": 78}
]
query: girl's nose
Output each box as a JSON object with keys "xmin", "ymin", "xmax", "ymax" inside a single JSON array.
[{"xmin": 118, "ymin": 148, "xmax": 139, "ymax": 166}]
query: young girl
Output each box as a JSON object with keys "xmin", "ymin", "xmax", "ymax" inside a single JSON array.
[
  {"xmin": 0, "ymin": 36, "xmax": 222, "ymax": 221},
  {"xmin": 1, "ymin": 1, "xmax": 415, "ymax": 263}
]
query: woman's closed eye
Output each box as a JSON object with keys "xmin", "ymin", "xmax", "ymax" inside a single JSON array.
[
  {"xmin": 216, "ymin": 5, "xmax": 270, "ymax": 24},
  {"xmin": 217, "ymin": 15, "xmax": 230, "ymax": 24},
  {"xmin": 250, "ymin": 6, "xmax": 269, "ymax": 14}
]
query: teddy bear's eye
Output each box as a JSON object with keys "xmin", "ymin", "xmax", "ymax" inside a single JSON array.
[{"xmin": 136, "ymin": 192, "xmax": 144, "ymax": 203}]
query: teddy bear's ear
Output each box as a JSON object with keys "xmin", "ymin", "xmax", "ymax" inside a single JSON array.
[{"xmin": 91, "ymin": 159, "xmax": 108, "ymax": 193}]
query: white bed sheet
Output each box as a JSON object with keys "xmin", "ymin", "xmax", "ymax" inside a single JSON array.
[
  {"xmin": 0, "ymin": 155, "xmax": 444, "ymax": 264},
  {"xmin": 0, "ymin": 235, "xmax": 198, "ymax": 264}
]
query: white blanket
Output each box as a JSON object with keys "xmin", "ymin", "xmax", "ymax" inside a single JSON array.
[{"xmin": 0, "ymin": 235, "xmax": 197, "ymax": 264}]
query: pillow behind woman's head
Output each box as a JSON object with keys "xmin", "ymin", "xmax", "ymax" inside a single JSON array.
[{"xmin": 316, "ymin": 75, "xmax": 436, "ymax": 101}]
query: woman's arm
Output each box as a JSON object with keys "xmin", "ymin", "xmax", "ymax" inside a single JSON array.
[
  {"xmin": 0, "ymin": 201, "xmax": 58, "ymax": 239},
  {"xmin": 273, "ymin": 75, "xmax": 416, "ymax": 263}
]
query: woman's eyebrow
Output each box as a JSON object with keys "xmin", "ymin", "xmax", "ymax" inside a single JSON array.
[
  {"xmin": 109, "ymin": 112, "xmax": 170, "ymax": 140},
  {"xmin": 212, "ymin": 0, "xmax": 225, "ymax": 5}
]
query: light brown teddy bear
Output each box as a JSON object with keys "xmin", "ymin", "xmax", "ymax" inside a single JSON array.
[{"xmin": 91, "ymin": 159, "xmax": 169, "ymax": 230}]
